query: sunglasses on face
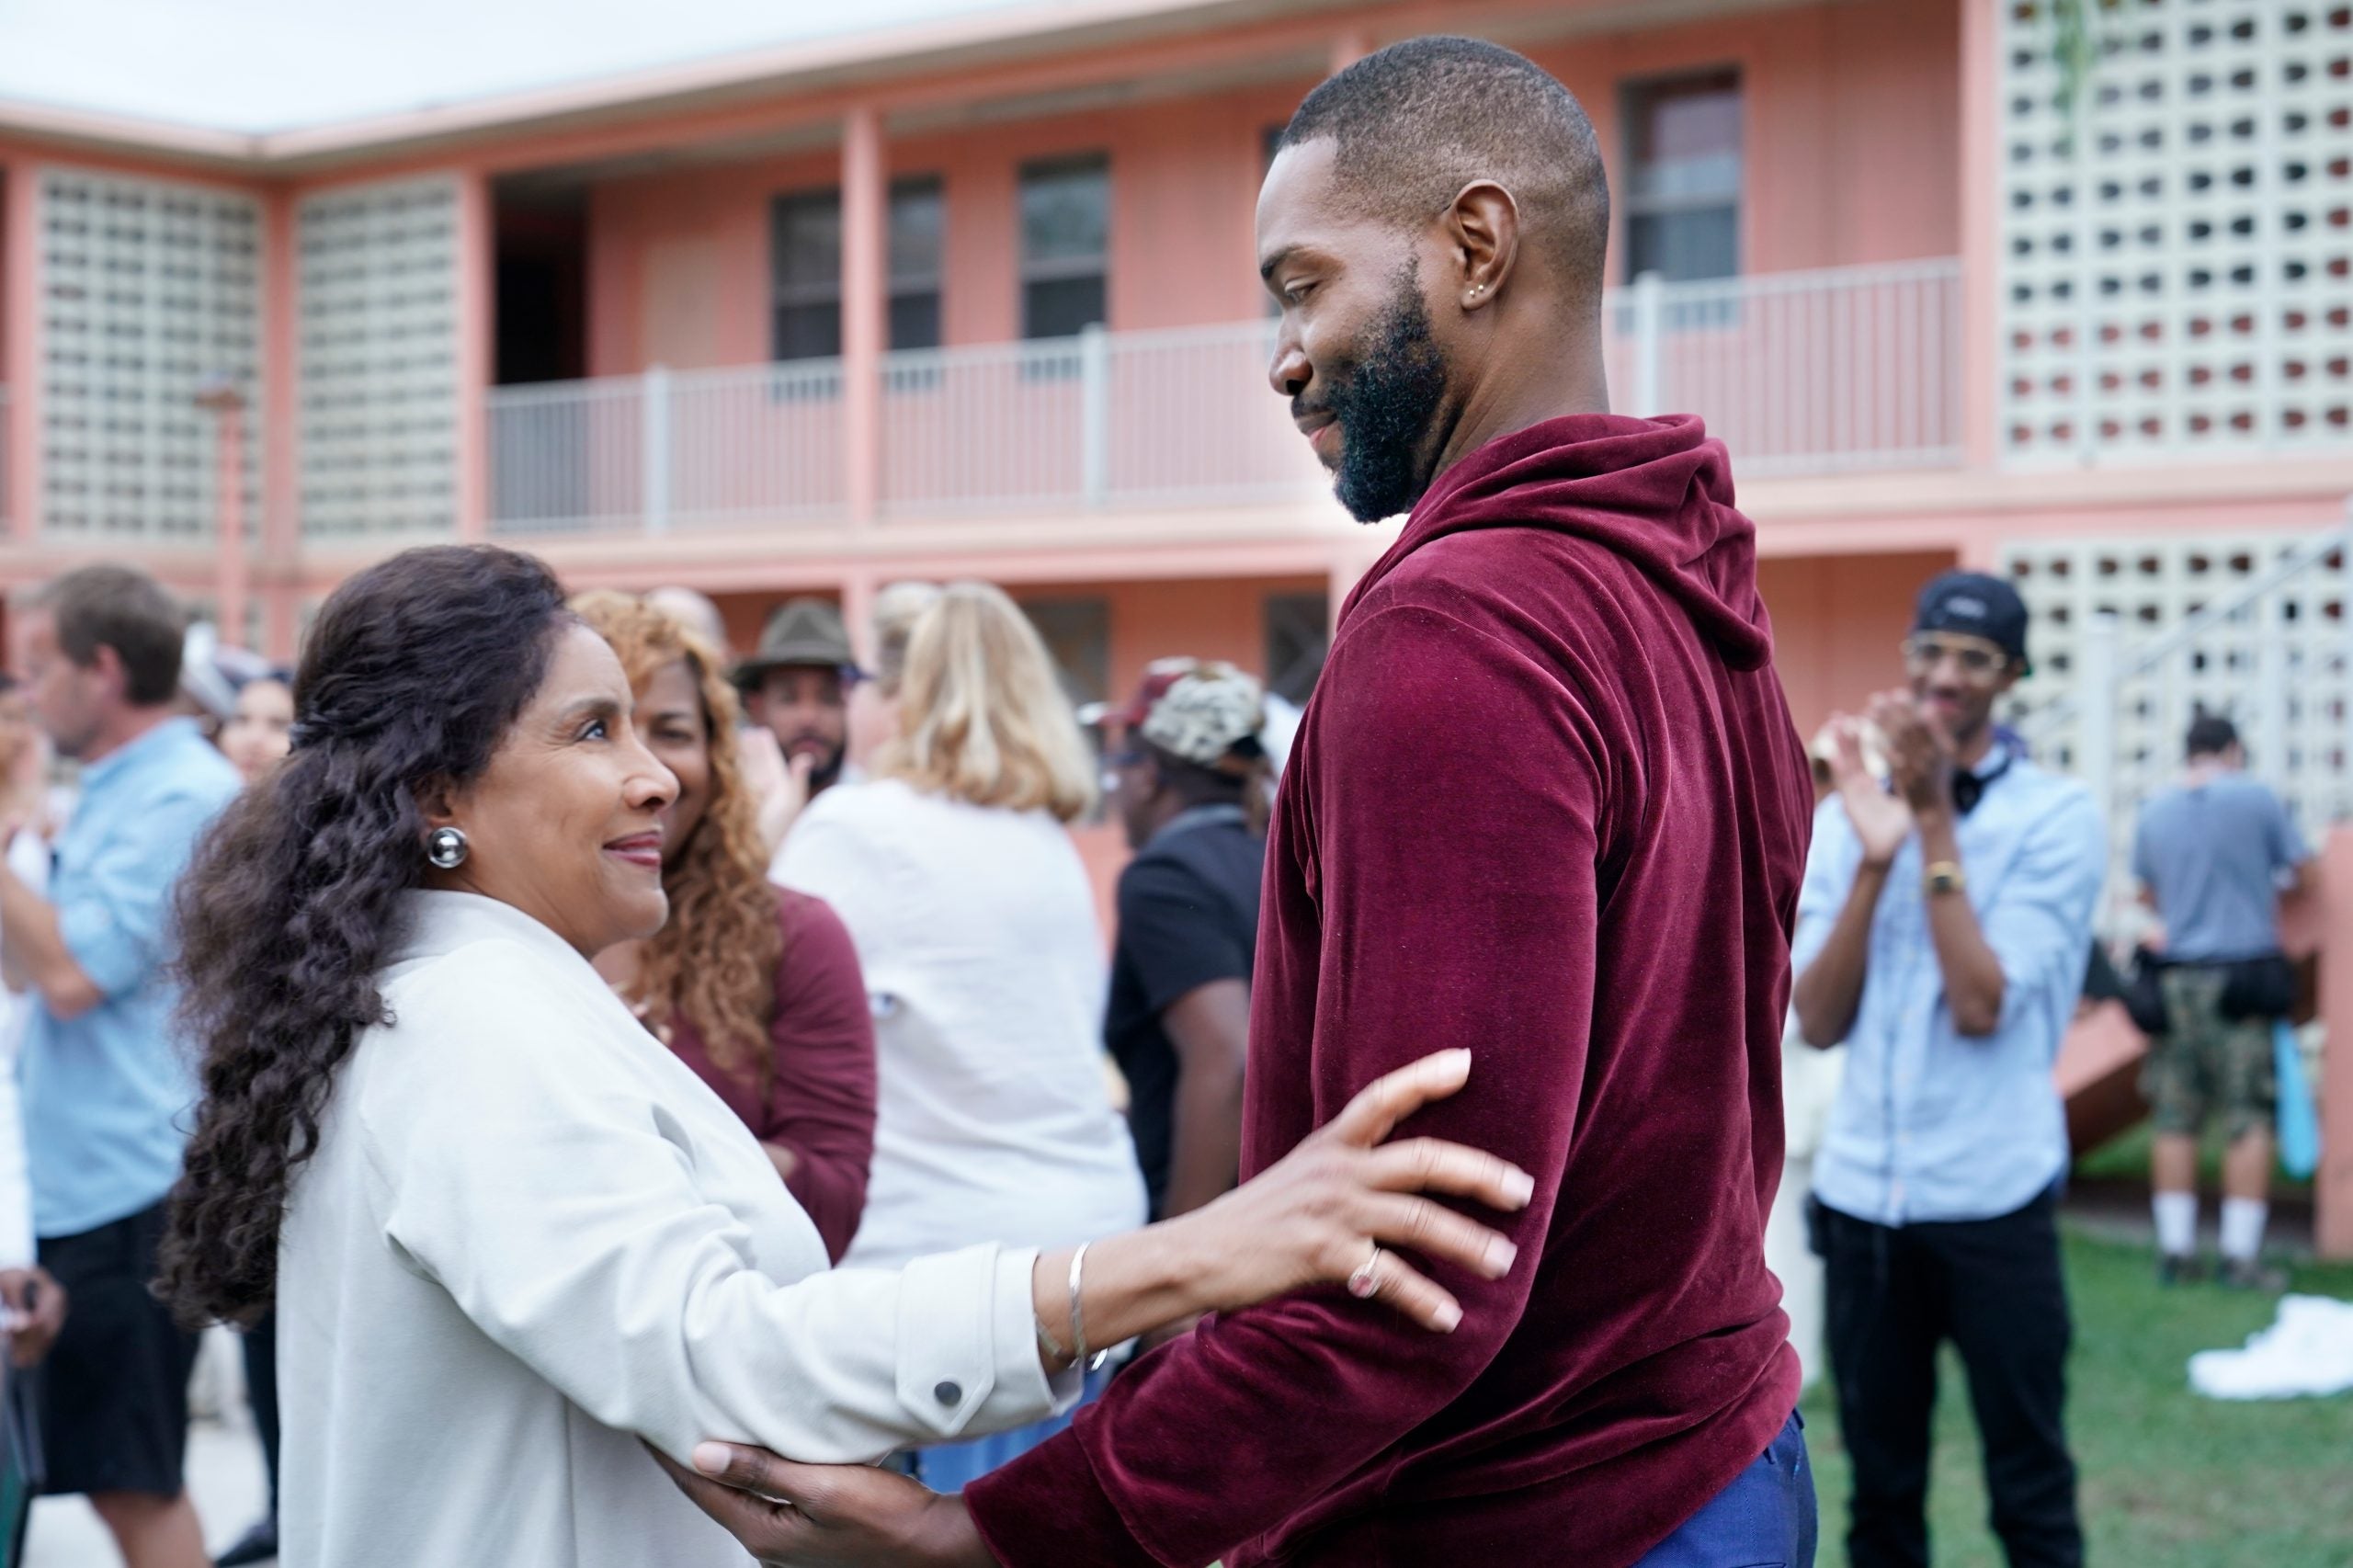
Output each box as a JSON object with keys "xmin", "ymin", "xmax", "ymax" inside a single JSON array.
[{"xmin": 1901, "ymin": 636, "xmax": 2008, "ymax": 677}]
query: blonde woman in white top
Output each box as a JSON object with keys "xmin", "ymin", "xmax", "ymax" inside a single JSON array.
[
  {"xmin": 778, "ymin": 581, "xmax": 1154, "ymax": 1489},
  {"xmin": 152, "ymin": 546, "xmax": 1532, "ymax": 1568}
]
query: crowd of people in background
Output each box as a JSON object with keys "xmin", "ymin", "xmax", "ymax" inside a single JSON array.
[{"xmin": 0, "ymin": 562, "xmax": 2322, "ymax": 1568}]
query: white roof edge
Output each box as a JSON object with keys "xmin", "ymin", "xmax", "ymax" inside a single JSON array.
[
  {"xmin": 0, "ymin": 97, "xmax": 262, "ymax": 165},
  {"xmin": 0, "ymin": 0, "xmax": 1304, "ymax": 172}
]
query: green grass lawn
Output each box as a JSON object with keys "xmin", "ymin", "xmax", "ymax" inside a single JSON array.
[{"xmin": 1800, "ymin": 1226, "xmax": 2353, "ymax": 1568}]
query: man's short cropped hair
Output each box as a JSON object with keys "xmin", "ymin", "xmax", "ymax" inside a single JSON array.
[
  {"xmin": 29, "ymin": 563, "xmax": 188, "ymax": 707},
  {"xmin": 2185, "ymin": 711, "xmax": 2240, "ymax": 760},
  {"xmin": 1277, "ymin": 36, "xmax": 1611, "ymax": 296}
]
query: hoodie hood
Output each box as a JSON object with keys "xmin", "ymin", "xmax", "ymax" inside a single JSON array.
[{"xmin": 1341, "ymin": 413, "xmax": 1774, "ymax": 673}]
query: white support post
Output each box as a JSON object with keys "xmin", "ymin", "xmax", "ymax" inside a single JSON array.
[
  {"xmin": 1079, "ymin": 324, "xmax": 1110, "ymax": 507},
  {"xmin": 642, "ymin": 364, "xmax": 672, "ymax": 536},
  {"xmin": 2256, "ymin": 593, "xmax": 2288, "ymax": 787},
  {"xmin": 1631, "ymin": 271, "xmax": 1665, "ymax": 419},
  {"xmin": 2078, "ymin": 609, "xmax": 2120, "ymax": 878}
]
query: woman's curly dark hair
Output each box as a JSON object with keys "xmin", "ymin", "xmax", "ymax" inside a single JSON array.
[{"xmin": 158, "ymin": 545, "xmax": 573, "ymax": 1326}]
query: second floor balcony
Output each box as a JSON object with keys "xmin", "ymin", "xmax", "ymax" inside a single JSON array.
[{"xmin": 486, "ymin": 257, "xmax": 1965, "ymax": 540}]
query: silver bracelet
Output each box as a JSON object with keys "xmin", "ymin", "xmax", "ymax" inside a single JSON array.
[{"xmin": 1068, "ymin": 1242, "xmax": 1106, "ymax": 1371}]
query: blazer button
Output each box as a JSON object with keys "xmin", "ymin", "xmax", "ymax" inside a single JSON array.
[{"xmin": 933, "ymin": 1380, "xmax": 962, "ymax": 1406}]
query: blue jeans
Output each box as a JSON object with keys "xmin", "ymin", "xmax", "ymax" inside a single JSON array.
[{"xmin": 1637, "ymin": 1411, "xmax": 1816, "ymax": 1567}]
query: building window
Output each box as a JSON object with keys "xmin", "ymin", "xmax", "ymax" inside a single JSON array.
[
  {"xmin": 771, "ymin": 179, "xmax": 948, "ymax": 361},
  {"xmin": 888, "ymin": 176, "xmax": 945, "ymax": 352},
  {"xmin": 1019, "ymin": 154, "xmax": 1109, "ymax": 339},
  {"xmin": 1621, "ymin": 71, "xmax": 1742, "ymax": 282},
  {"xmin": 771, "ymin": 189, "xmax": 842, "ymax": 362},
  {"xmin": 1264, "ymin": 591, "xmax": 1330, "ymax": 705}
]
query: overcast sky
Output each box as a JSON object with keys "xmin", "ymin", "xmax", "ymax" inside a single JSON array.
[{"xmin": 0, "ymin": 0, "xmax": 1019, "ymax": 131}]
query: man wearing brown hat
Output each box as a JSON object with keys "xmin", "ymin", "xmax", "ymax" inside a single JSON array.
[
  {"xmin": 1099, "ymin": 661, "xmax": 1270, "ymax": 1243},
  {"xmin": 734, "ymin": 597, "xmax": 860, "ymax": 803}
]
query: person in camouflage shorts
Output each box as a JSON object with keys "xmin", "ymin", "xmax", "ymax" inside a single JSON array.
[
  {"xmin": 2144, "ymin": 966, "xmax": 2275, "ymax": 1144},
  {"xmin": 2132, "ymin": 713, "xmax": 2312, "ymax": 1290}
]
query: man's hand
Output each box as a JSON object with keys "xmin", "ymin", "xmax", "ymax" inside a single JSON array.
[
  {"xmin": 743, "ymin": 728, "xmax": 816, "ymax": 858},
  {"xmin": 0, "ymin": 1265, "xmax": 66, "ymax": 1369},
  {"xmin": 653, "ymin": 1443, "xmax": 997, "ymax": 1567},
  {"xmin": 1868, "ymin": 691, "xmax": 1956, "ymax": 819},
  {"xmin": 1825, "ymin": 714, "xmax": 1914, "ymax": 868}
]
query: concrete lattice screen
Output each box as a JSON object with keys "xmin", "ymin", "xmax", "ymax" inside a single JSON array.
[{"xmin": 1998, "ymin": 0, "xmax": 2353, "ymax": 467}]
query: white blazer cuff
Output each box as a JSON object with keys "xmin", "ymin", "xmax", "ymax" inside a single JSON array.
[{"xmin": 892, "ymin": 1244, "xmax": 1079, "ymax": 1441}]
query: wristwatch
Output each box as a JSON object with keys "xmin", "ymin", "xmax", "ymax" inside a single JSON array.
[{"xmin": 1923, "ymin": 860, "xmax": 1967, "ymax": 897}]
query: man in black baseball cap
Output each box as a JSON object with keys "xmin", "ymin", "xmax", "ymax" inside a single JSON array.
[
  {"xmin": 1912, "ymin": 569, "xmax": 2031, "ymax": 675},
  {"xmin": 1792, "ymin": 565, "xmax": 2102, "ymax": 1566}
]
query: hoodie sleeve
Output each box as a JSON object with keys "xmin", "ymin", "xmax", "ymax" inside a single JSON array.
[{"xmin": 963, "ymin": 601, "xmax": 1608, "ymax": 1568}]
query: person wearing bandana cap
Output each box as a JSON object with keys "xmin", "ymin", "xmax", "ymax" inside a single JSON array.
[
  {"xmin": 1098, "ymin": 662, "xmax": 1270, "ymax": 1248},
  {"xmin": 1792, "ymin": 570, "xmax": 2104, "ymax": 1568}
]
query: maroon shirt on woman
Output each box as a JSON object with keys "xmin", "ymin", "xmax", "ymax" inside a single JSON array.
[
  {"xmin": 965, "ymin": 415, "xmax": 1813, "ymax": 1567},
  {"xmin": 664, "ymin": 886, "xmax": 876, "ymax": 1263}
]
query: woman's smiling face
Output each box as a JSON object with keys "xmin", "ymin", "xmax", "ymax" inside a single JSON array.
[{"xmin": 424, "ymin": 623, "xmax": 680, "ymax": 956}]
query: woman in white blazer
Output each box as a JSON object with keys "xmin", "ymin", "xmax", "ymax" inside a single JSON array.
[{"xmin": 153, "ymin": 546, "xmax": 1529, "ymax": 1568}]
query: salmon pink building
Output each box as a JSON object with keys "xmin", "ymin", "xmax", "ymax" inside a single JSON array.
[{"xmin": 3, "ymin": 0, "xmax": 2351, "ymax": 1238}]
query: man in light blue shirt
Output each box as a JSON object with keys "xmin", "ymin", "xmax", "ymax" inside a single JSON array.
[
  {"xmin": 2, "ymin": 564, "xmax": 239, "ymax": 1568},
  {"xmin": 2132, "ymin": 712, "xmax": 2312, "ymax": 1290},
  {"xmin": 1792, "ymin": 572, "xmax": 2103, "ymax": 1568}
]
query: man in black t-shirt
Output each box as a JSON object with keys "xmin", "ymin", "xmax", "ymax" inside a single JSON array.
[{"xmin": 1100, "ymin": 660, "xmax": 1270, "ymax": 1232}]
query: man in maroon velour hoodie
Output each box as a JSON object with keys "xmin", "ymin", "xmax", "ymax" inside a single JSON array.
[{"xmin": 670, "ymin": 36, "xmax": 1818, "ymax": 1568}]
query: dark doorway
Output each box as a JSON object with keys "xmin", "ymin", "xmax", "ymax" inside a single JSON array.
[{"xmin": 494, "ymin": 187, "xmax": 588, "ymax": 386}]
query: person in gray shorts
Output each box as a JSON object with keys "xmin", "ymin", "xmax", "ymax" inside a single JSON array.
[{"xmin": 2131, "ymin": 712, "xmax": 2313, "ymax": 1290}]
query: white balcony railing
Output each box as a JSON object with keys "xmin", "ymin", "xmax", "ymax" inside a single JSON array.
[
  {"xmin": 486, "ymin": 258, "xmax": 1964, "ymax": 539},
  {"xmin": 489, "ymin": 359, "xmax": 847, "ymax": 535},
  {"xmin": 1608, "ymin": 257, "xmax": 1964, "ymax": 477}
]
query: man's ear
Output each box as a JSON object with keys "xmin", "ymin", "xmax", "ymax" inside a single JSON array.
[
  {"xmin": 1446, "ymin": 179, "xmax": 1522, "ymax": 312},
  {"xmin": 88, "ymin": 643, "xmax": 131, "ymax": 703}
]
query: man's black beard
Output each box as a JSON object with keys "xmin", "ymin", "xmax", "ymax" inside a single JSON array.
[
  {"xmin": 808, "ymin": 745, "xmax": 847, "ymax": 794},
  {"xmin": 1316, "ymin": 271, "xmax": 1449, "ymax": 523}
]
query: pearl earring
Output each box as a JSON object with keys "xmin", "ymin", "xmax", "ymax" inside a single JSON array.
[{"xmin": 426, "ymin": 827, "xmax": 470, "ymax": 870}]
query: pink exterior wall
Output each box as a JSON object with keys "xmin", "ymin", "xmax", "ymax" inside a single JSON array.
[
  {"xmin": 1536, "ymin": 0, "xmax": 1961, "ymax": 278},
  {"xmin": 584, "ymin": 80, "xmax": 1302, "ymax": 376},
  {"xmin": 576, "ymin": 0, "xmax": 1961, "ymax": 378},
  {"xmin": 2318, "ymin": 829, "xmax": 2353, "ymax": 1257},
  {"xmin": 1758, "ymin": 550, "xmax": 1957, "ymax": 740},
  {"xmin": 709, "ymin": 574, "xmax": 1308, "ymax": 703}
]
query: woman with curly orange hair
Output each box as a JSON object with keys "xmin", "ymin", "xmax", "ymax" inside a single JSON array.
[{"xmin": 574, "ymin": 590, "xmax": 876, "ymax": 1262}]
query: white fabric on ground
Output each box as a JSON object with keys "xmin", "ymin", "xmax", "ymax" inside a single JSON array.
[{"xmin": 2188, "ymin": 1294, "xmax": 2353, "ymax": 1400}]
